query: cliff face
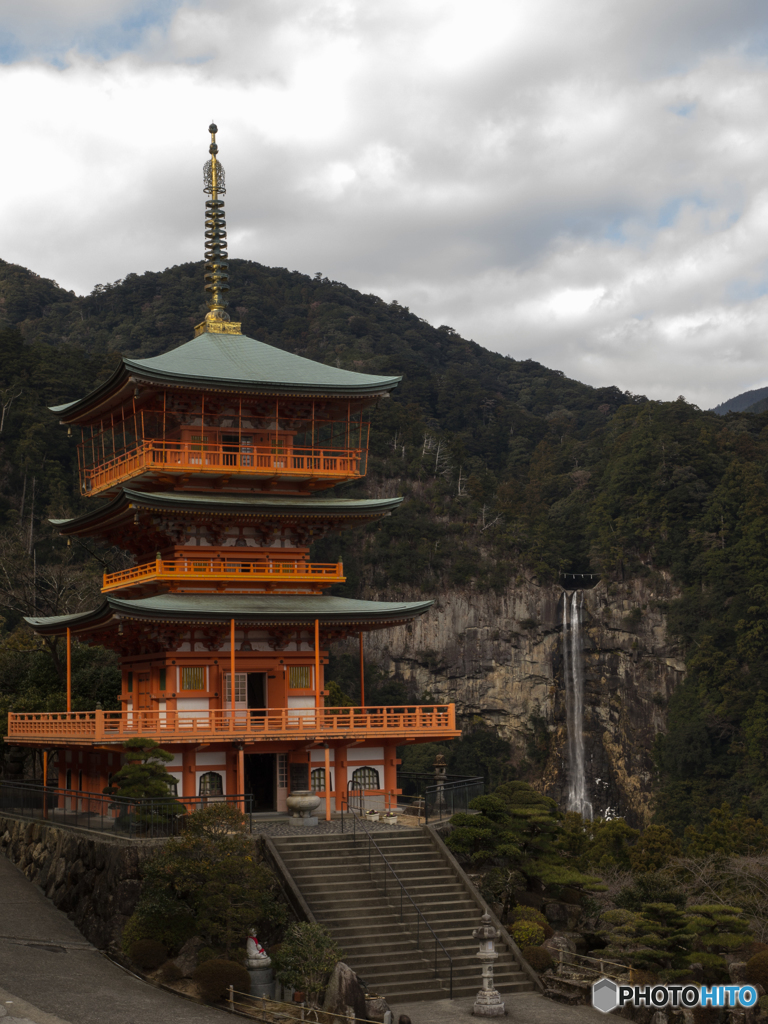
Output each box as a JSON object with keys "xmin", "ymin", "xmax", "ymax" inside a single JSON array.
[{"xmin": 350, "ymin": 574, "xmax": 684, "ymax": 826}]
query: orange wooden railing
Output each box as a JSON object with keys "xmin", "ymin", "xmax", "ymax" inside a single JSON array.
[
  {"xmin": 102, "ymin": 558, "xmax": 345, "ymax": 592},
  {"xmin": 8, "ymin": 705, "xmax": 458, "ymax": 744},
  {"xmin": 80, "ymin": 440, "xmax": 367, "ymax": 494}
]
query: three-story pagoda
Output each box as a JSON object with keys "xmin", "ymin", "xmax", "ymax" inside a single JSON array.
[{"xmin": 10, "ymin": 125, "xmax": 459, "ymax": 817}]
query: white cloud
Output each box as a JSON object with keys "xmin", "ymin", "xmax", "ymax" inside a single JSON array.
[{"xmin": 2, "ymin": 0, "xmax": 768, "ymax": 407}]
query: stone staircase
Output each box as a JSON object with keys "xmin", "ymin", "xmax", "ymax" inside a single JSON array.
[{"xmin": 270, "ymin": 829, "xmax": 535, "ymax": 1003}]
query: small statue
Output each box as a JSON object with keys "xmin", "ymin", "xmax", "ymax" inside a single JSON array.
[{"xmin": 246, "ymin": 928, "xmax": 269, "ymax": 964}]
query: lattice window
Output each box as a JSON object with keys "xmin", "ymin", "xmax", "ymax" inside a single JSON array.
[
  {"xmin": 351, "ymin": 766, "xmax": 379, "ymax": 791},
  {"xmin": 311, "ymin": 768, "xmax": 326, "ymax": 792},
  {"xmin": 182, "ymin": 667, "xmax": 205, "ymax": 690},
  {"xmin": 278, "ymin": 754, "xmax": 288, "ymax": 788},
  {"xmin": 224, "ymin": 673, "xmax": 247, "ymax": 703},
  {"xmin": 199, "ymin": 771, "xmax": 223, "ymax": 796},
  {"xmin": 289, "ymin": 666, "xmax": 312, "ymax": 689}
]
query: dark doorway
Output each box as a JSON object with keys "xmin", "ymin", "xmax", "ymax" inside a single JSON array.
[
  {"xmin": 247, "ymin": 673, "xmax": 267, "ymax": 711},
  {"xmin": 245, "ymin": 753, "xmax": 276, "ymax": 812}
]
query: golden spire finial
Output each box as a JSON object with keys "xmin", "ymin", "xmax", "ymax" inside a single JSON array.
[{"xmin": 195, "ymin": 123, "xmax": 241, "ymax": 337}]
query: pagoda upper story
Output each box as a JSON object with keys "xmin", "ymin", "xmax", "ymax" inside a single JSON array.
[
  {"xmin": 53, "ymin": 123, "xmax": 399, "ymax": 501},
  {"xmin": 53, "ymin": 335, "xmax": 399, "ymax": 498}
]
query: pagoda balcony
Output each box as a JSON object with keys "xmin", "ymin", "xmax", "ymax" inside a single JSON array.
[
  {"xmin": 79, "ymin": 440, "xmax": 367, "ymax": 496},
  {"xmin": 102, "ymin": 558, "xmax": 345, "ymax": 593},
  {"xmin": 8, "ymin": 705, "xmax": 458, "ymax": 746}
]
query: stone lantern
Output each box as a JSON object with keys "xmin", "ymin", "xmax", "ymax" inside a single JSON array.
[
  {"xmin": 433, "ymin": 753, "xmax": 447, "ymax": 817},
  {"xmin": 472, "ymin": 910, "xmax": 505, "ymax": 1017}
]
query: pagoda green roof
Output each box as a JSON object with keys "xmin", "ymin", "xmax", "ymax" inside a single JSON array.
[
  {"xmin": 50, "ymin": 333, "xmax": 400, "ymax": 420},
  {"xmin": 50, "ymin": 489, "xmax": 402, "ymax": 534},
  {"xmin": 26, "ymin": 593, "xmax": 433, "ymax": 634}
]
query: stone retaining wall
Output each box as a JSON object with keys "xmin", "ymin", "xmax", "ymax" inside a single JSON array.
[{"xmin": 0, "ymin": 815, "xmax": 165, "ymax": 949}]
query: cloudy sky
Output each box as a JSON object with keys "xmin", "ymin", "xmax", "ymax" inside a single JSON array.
[{"xmin": 3, "ymin": 0, "xmax": 768, "ymax": 407}]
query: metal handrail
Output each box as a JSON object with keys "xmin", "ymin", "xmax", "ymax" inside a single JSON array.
[
  {"xmin": 226, "ymin": 985, "xmax": 383, "ymax": 1022},
  {"xmin": 397, "ymin": 770, "xmax": 484, "ymax": 824},
  {"xmin": 554, "ymin": 947, "xmax": 629, "ymax": 982},
  {"xmin": 341, "ymin": 796, "xmax": 454, "ymax": 999},
  {"xmin": 0, "ymin": 779, "xmax": 254, "ymax": 838}
]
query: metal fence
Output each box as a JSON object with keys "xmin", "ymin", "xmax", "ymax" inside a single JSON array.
[
  {"xmin": 0, "ymin": 780, "xmax": 253, "ymax": 838},
  {"xmin": 396, "ymin": 770, "xmax": 484, "ymax": 824}
]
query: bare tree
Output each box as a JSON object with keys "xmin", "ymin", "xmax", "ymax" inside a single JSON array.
[
  {"xmin": 0, "ymin": 530, "xmax": 104, "ymax": 682},
  {"xmin": 0, "ymin": 385, "xmax": 22, "ymax": 435}
]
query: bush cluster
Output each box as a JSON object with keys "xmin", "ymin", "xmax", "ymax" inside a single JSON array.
[
  {"xmin": 510, "ymin": 921, "xmax": 545, "ymax": 948},
  {"xmin": 192, "ymin": 959, "xmax": 251, "ymax": 1003},
  {"xmin": 746, "ymin": 950, "xmax": 768, "ymax": 990},
  {"xmin": 521, "ymin": 946, "xmax": 553, "ymax": 973},
  {"xmin": 127, "ymin": 939, "xmax": 168, "ymax": 970}
]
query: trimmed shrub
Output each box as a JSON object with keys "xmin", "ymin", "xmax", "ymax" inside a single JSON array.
[
  {"xmin": 511, "ymin": 906, "xmax": 547, "ymax": 926},
  {"xmin": 121, "ymin": 910, "xmax": 196, "ymax": 956},
  {"xmin": 510, "ymin": 921, "xmax": 545, "ymax": 947},
  {"xmin": 522, "ymin": 945, "xmax": 553, "ymax": 973},
  {"xmin": 127, "ymin": 939, "xmax": 169, "ymax": 970},
  {"xmin": 192, "ymin": 959, "xmax": 251, "ymax": 1003},
  {"xmin": 692, "ymin": 1008, "xmax": 719, "ymax": 1024},
  {"xmin": 197, "ymin": 947, "xmax": 219, "ymax": 965},
  {"xmin": 511, "ymin": 906, "xmax": 554, "ymax": 939},
  {"xmin": 158, "ymin": 962, "xmax": 184, "ymax": 984},
  {"xmin": 746, "ymin": 950, "xmax": 768, "ymax": 990}
]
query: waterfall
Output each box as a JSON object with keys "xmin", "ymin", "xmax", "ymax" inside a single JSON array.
[{"xmin": 563, "ymin": 590, "xmax": 592, "ymax": 819}]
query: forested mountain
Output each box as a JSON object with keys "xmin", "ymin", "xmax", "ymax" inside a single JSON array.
[
  {"xmin": 712, "ymin": 385, "xmax": 768, "ymax": 415},
  {"xmin": 2, "ymin": 256, "xmax": 768, "ymax": 830}
]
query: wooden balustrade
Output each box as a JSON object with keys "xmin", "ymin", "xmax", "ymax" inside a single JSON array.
[
  {"xmin": 8, "ymin": 705, "xmax": 457, "ymax": 745},
  {"xmin": 102, "ymin": 558, "xmax": 345, "ymax": 592},
  {"xmin": 80, "ymin": 440, "xmax": 367, "ymax": 495}
]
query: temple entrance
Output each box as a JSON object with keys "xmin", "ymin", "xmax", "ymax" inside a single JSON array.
[
  {"xmin": 244, "ymin": 753, "xmax": 276, "ymax": 812},
  {"xmin": 247, "ymin": 673, "xmax": 266, "ymax": 711},
  {"xmin": 225, "ymin": 672, "xmax": 267, "ymax": 712}
]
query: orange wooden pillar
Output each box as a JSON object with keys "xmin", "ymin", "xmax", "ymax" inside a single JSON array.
[
  {"xmin": 230, "ymin": 618, "xmax": 236, "ymax": 699},
  {"xmin": 359, "ymin": 631, "xmax": 365, "ymax": 707},
  {"xmin": 237, "ymin": 746, "xmax": 245, "ymax": 813},
  {"xmin": 182, "ymin": 748, "xmax": 196, "ymax": 798},
  {"xmin": 335, "ymin": 747, "xmax": 349, "ymax": 812},
  {"xmin": 324, "ymin": 745, "xmax": 331, "ymax": 822},
  {"xmin": 314, "ymin": 618, "xmax": 321, "ymax": 709},
  {"xmin": 42, "ymin": 750, "xmax": 48, "ymax": 819},
  {"xmin": 383, "ymin": 744, "xmax": 398, "ymax": 812},
  {"xmin": 66, "ymin": 628, "xmax": 72, "ymax": 713}
]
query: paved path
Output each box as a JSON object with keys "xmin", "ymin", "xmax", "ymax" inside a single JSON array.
[
  {"xmin": 0, "ymin": 856, "xmax": 227, "ymax": 1024},
  {"xmin": 0, "ymin": 849, "xmax": 601, "ymax": 1024},
  {"xmin": 390, "ymin": 992, "xmax": 603, "ymax": 1023}
]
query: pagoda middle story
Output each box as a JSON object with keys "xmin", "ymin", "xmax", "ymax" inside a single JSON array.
[{"xmin": 9, "ymin": 124, "xmax": 460, "ymax": 816}]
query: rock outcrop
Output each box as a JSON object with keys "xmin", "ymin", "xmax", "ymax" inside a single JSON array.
[{"xmin": 351, "ymin": 574, "xmax": 684, "ymax": 826}]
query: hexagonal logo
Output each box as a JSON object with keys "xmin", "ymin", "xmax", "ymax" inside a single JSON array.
[{"xmin": 592, "ymin": 978, "xmax": 618, "ymax": 1014}]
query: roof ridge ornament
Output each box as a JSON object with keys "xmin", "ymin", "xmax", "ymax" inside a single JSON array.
[{"xmin": 194, "ymin": 123, "xmax": 242, "ymax": 338}]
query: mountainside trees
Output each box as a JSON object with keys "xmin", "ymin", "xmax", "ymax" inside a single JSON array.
[{"xmin": 1, "ymin": 256, "xmax": 767, "ymax": 826}]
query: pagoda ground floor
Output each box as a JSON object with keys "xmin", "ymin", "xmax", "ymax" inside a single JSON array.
[
  {"xmin": 8, "ymin": 704, "xmax": 460, "ymax": 818},
  {"xmin": 47, "ymin": 739, "xmax": 401, "ymax": 815}
]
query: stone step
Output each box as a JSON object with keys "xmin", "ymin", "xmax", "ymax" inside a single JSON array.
[
  {"xmin": 308, "ymin": 891, "xmax": 471, "ymax": 911},
  {"xmin": 270, "ymin": 829, "xmax": 535, "ymax": 1003},
  {"xmin": 299, "ymin": 880, "xmax": 464, "ymax": 897}
]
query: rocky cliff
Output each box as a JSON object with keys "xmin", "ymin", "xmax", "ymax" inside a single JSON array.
[{"xmin": 350, "ymin": 574, "xmax": 684, "ymax": 827}]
